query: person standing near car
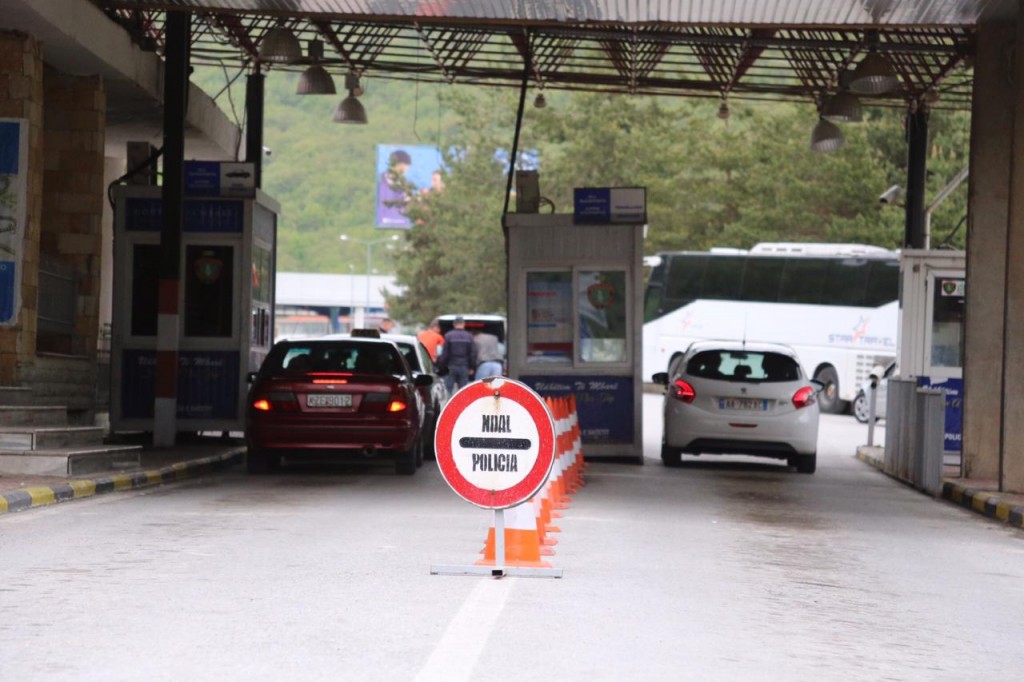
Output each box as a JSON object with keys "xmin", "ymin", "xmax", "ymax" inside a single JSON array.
[
  {"xmin": 437, "ymin": 316, "xmax": 477, "ymax": 392},
  {"xmin": 417, "ymin": 319, "xmax": 444, "ymax": 361},
  {"xmin": 474, "ymin": 330, "xmax": 504, "ymax": 379}
]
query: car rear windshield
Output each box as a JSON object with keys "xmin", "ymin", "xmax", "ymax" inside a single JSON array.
[
  {"xmin": 267, "ymin": 342, "xmax": 406, "ymax": 376},
  {"xmin": 686, "ymin": 350, "xmax": 800, "ymax": 382}
]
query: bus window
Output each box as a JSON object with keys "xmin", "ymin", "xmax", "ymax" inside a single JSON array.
[
  {"xmin": 702, "ymin": 256, "xmax": 744, "ymax": 300},
  {"xmin": 644, "ymin": 285, "xmax": 664, "ymax": 323},
  {"xmin": 664, "ymin": 255, "xmax": 706, "ymax": 307},
  {"xmin": 822, "ymin": 258, "xmax": 870, "ymax": 306},
  {"xmin": 864, "ymin": 260, "xmax": 900, "ymax": 306},
  {"xmin": 740, "ymin": 258, "xmax": 785, "ymax": 302},
  {"xmin": 778, "ymin": 258, "xmax": 828, "ymax": 304}
]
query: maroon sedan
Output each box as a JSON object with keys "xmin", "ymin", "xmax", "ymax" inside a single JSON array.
[{"xmin": 244, "ymin": 337, "xmax": 433, "ymax": 475}]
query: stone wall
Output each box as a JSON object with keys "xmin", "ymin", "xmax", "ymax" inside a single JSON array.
[{"xmin": 0, "ymin": 31, "xmax": 43, "ymax": 385}]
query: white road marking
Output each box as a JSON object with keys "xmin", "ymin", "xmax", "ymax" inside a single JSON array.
[{"xmin": 414, "ymin": 578, "xmax": 514, "ymax": 682}]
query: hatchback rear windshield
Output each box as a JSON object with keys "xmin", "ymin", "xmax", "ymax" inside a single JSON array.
[
  {"xmin": 267, "ymin": 342, "xmax": 406, "ymax": 376},
  {"xmin": 685, "ymin": 350, "xmax": 801, "ymax": 382}
]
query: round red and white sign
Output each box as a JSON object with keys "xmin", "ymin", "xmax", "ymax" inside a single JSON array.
[{"xmin": 434, "ymin": 377, "xmax": 555, "ymax": 509}]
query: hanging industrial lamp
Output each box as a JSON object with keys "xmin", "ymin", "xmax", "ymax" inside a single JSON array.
[
  {"xmin": 821, "ymin": 91, "xmax": 863, "ymax": 123},
  {"xmin": 848, "ymin": 32, "xmax": 900, "ymax": 96},
  {"xmin": 333, "ymin": 72, "xmax": 368, "ymax": 124},
  {"xmin": 296, "ymin": 40, "xmax": 336, "ymax": 95},
  {"xmin": 258, "ymin": 22, "xmax": 302, "ymax": 64},
  {"xmin": 810, "ymin": 117, "xmax": 845, "ymax": 153}
]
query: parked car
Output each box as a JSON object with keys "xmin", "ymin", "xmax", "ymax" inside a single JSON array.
[
  {"xmin": 244, "ymin": 336, "xmax": 433, "ymax": 475},
  {"xmin": 852, "ymin": 362, "xmax": 896, "ymax": 424},
  {"xmin": 652, "ymin": 341, "xmax": 822, "ymax": 474},
  {"xmin": 325, "ymin": 331, "xmax": 449, "ymax": 459}
]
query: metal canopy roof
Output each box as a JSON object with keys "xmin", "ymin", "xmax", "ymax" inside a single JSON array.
[{"xmin": 93, "ymin": 1, "xmax": 1015, "ymax": 109}]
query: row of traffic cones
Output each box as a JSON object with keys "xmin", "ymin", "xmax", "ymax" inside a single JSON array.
[{"xmin": 476, "ymin": 395, "xmax": 587, "ymax": 568}]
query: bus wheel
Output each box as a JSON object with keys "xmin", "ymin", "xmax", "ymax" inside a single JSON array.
[{"xmin": 814, "ymin": 366, "xmax": 846, "ymax": 414}]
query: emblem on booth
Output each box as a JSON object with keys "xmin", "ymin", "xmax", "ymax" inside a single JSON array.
[
  {"xmin": 586, "ymin": 281, "xmax": 615, "ymax": 309},
  {"xmin": 194, "ymin": 250, "xmax": 224, "ymax": 285}
]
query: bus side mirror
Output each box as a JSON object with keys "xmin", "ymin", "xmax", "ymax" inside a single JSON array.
[{"xmin": 652, "ymin": 372, "xmax": 669, "ymax": 386}]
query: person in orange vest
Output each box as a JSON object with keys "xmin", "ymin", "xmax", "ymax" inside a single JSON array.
[{"xmin": 417, "ymin": 319, "xmax": 444, "ymax": 361}]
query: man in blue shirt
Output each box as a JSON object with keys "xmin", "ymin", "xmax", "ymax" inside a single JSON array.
[{"xmin": 437, "ymin": 316, "xmax": 477, "ymax": 392}]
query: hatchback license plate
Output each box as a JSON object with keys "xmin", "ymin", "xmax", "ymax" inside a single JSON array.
[
  {"xmin": 719, "ymin": 398, "xmax": 768, "ymax": 411},
  {"xmin": 307, "ymin": 393, "xmax": 352, "ymax": 408}
]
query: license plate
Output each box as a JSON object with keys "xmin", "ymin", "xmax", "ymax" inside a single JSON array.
[
  {"xmin": 719, "ymin": 398, "xmax": 768, "ymax": 411},
  {"xmin": 306, "ymin": 393, "xmax": 352, "ymax": 408}
]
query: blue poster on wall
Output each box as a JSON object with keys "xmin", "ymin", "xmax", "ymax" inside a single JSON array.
[
  {"xmin": 0, "ymin": 119, "xmax": 27, "ymax": 326},
  {"xmin": 121, "ymin": 350, "xmax": 240, "ymax": 420},
  {"xmin": 520, "ymin": 375, "xmax": 634, "ymax": 443},
  {"xmin": 916, "ymin": 376, "xmax": 963, "ymax": 453}
]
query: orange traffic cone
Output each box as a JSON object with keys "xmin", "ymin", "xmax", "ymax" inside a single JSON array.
[{"xmin": 476, "ymin": 503, "xmax": 552, "ymax": 568}]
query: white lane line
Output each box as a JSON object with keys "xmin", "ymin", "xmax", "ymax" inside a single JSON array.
[{"xmin": 414, "ymin": 578, "xmax": 514, "ymax": 682}]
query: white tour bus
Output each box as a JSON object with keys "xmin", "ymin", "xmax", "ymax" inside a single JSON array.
[{"xmin": 643, "ymin": 242, "xmax": 900, "ymax": 414}]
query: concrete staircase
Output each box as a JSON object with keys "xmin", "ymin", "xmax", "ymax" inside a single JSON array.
[{"xmin": 0, "ymin": 393, "xmax": 141, "ymax": 476}]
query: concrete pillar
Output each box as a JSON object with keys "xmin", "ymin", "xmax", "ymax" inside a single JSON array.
[
  {"xmin": 41, "ymin": 70, "xmax": 105, "ymax": 358},
  {"xmin": 0, "ymin": 31, "xmax": 44, "ymax": 384},
  {"xmin": 964, "ymin": 12, "xmax": 1024, "ymax": 490}
]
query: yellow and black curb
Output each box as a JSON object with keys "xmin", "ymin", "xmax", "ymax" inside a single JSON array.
[
  {"xmin": 0, "ymin": 449, "xmax": 244, "ymax": 515},
  {"xmin": 856, "ymin": 445, "xmax": 1024, "ymax": 531},
  {"xmin": 942, "ymin": 482, "xmax": 1024, "ymax": 530}
]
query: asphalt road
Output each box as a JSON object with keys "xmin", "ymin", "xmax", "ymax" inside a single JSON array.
[{"xmin": 2, "ymin": 398, "xmax": 1023, "ymax": 680}]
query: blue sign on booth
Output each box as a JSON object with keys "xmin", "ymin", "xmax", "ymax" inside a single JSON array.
[
  {"xmin": 916, "ymin": 376, "xmax": 963, "ymax": 453},
  {"xmin": 519, "ymin": 375, "xmax": 634, "ymax": 443},
  {"xmin": 121, "ymin": 350, "xmax": 241, "ymax": 420}
]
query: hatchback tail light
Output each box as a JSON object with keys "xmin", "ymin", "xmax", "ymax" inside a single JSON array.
[
  {"xmin": 388, "ymin": 399, "xmax": 408, "ymax": 413},
  {"xmin": 792, "ymin": 386, "xmax": 816, "ymax": 409},
  {"xmin": 670, "ymin": 379, "xmax": 696, "ymax": 403}
]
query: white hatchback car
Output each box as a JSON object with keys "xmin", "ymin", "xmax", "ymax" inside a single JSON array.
[{"xmin": 652, "ymin": 341, "xmax": 822, "ymax": 473}]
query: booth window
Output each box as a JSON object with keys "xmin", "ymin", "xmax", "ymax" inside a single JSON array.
[
  {"xmin": 526, "ymin": 270, "xmax": 573, "ymax": 363},
  {"xmin": 930, "ymin": 278, "xmax": 964, "ymax": 368},
  {"xmin": 578, "ymin": 270, "xmax": 627, "ymax": 363},
  {"xmin": 131, "ymin": 244, "xmax": 160, "ymax": 336},
  {"xmin": 185, "ymin": 245, "xmax": 234, "ymax": 337}
]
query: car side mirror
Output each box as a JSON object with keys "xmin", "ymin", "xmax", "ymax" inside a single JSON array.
[
  {"xmin": 868, "ymin": 364, "xmax": 886, "ymax": 382},
  {"xmin": 652, "ymin": 372, "xmax": 669, "ymax": 386},
  {"xmin": 246, "ymin": 372, "xmax": 258, "ymax": 384},
  {"xmin": 414, "ymin": 374, "xmax": 434, "ymax": 388}
]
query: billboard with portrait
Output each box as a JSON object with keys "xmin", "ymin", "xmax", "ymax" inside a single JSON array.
[
  {"xmin": 375, "ymin": 144, "xmax": 445, "ymax": 229},
  {"xmin": 0, "ymin": 119, "xmax": 28, "ymax": 325}
]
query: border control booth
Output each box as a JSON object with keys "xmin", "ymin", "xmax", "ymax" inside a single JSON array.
[
  {"xmin": 505, "ymin": 187, "xmax": 646, "ymax": 464},
  {"xmin": 110, "ymin": 162, "xmax": 279, "ymax": 434}
]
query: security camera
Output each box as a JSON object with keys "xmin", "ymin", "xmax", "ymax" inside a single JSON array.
[
  {"xmin": 879, "ymin": 185, "xmax": 903, "ymax": 205},
  {"xmin": 262, "ymin": 146, "xmax": 273, "ymax": 157}
]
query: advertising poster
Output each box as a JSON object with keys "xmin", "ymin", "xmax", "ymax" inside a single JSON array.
[
  {"xmin": 375, "ymin": 144, "xmax": 444, "ymax": 229},
  {"xmin": 0, "ymin": 119, "xmax": 28, "ymax": 325},
  {"xmin": 526, "ymin": 272, "xmax": 572, "ymax": 362}
]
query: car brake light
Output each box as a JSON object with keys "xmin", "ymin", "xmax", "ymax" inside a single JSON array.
[
  {"xmin": 388, "ymin": 400, "xmax": 408, "ymax": 412},
  {"xmin": 671, "ymin": 379, "xmax": 696, "ymax": 403},
  {"xmin": 253, "ymin": 399, "xmax": 271, "ymax": 411},
  {"xmin": 792, "ymin": 386, "xmax": 816, "ymax": 409}
]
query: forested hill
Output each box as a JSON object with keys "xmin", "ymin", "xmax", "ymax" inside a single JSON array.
[
  {"xmin": 193, "ymin": 67, "xmax": 971, "ymax": 299},
  {"xmin": 193, "ymin": 67, "xmax": 459, "ymax": 274}
]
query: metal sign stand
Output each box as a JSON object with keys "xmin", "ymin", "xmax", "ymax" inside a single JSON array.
[{"xmin": 430, "ymin": 508, "xmax": 563, "ymax": 578}]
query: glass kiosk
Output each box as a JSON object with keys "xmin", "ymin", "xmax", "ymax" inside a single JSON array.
[
  {"xmin": 898, "ymin": 249, "xmax": 965, "ymax": 455},
  {"xmin": 506, "ymin": 196, "xmax": 645, "ymax": 463},
  {"xmin": 109, "ymin": 181, "xmax": 278, "ymax": 434}
]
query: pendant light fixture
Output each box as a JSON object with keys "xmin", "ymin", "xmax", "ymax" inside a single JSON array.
[
  {"xmin": 296, "ymin": 40, "xmax": 336, "ymax": 95},
  {"xmin": 821, "ymin": 91, "xmax": 863, "ymax": 123},
  {"xmin": 849, "ymin": 32, "xmax": 900, "ymax": 95},
  {"xmin": 333, "ymin": 72, "xmax": 368, "ymax": 124},
  {"xmin": 810, "ymin": 117, "xmax": 845, "ymax": 153},
  {"xmin": 258, "ymin": 21, "xmax": 302, "ymax": 64}
]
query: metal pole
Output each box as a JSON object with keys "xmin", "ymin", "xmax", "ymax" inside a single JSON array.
[
  {"xmin": 365, "ymin": 242, "xmax": 372, "ymax": 317},
  {"xmin": 494, "ymin": 509, "xmax": 506, "ymax": 573},
  {"xmin": 245, "ymin": 66, "xmax": 264, "ymax": 188},
  {"xmin": 867, "ymin": 380, "xmax": 879, "ymax": 447},
  {"xmin": 904, "ymin": 107, "xmax": 928, "ymax": 250}
]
